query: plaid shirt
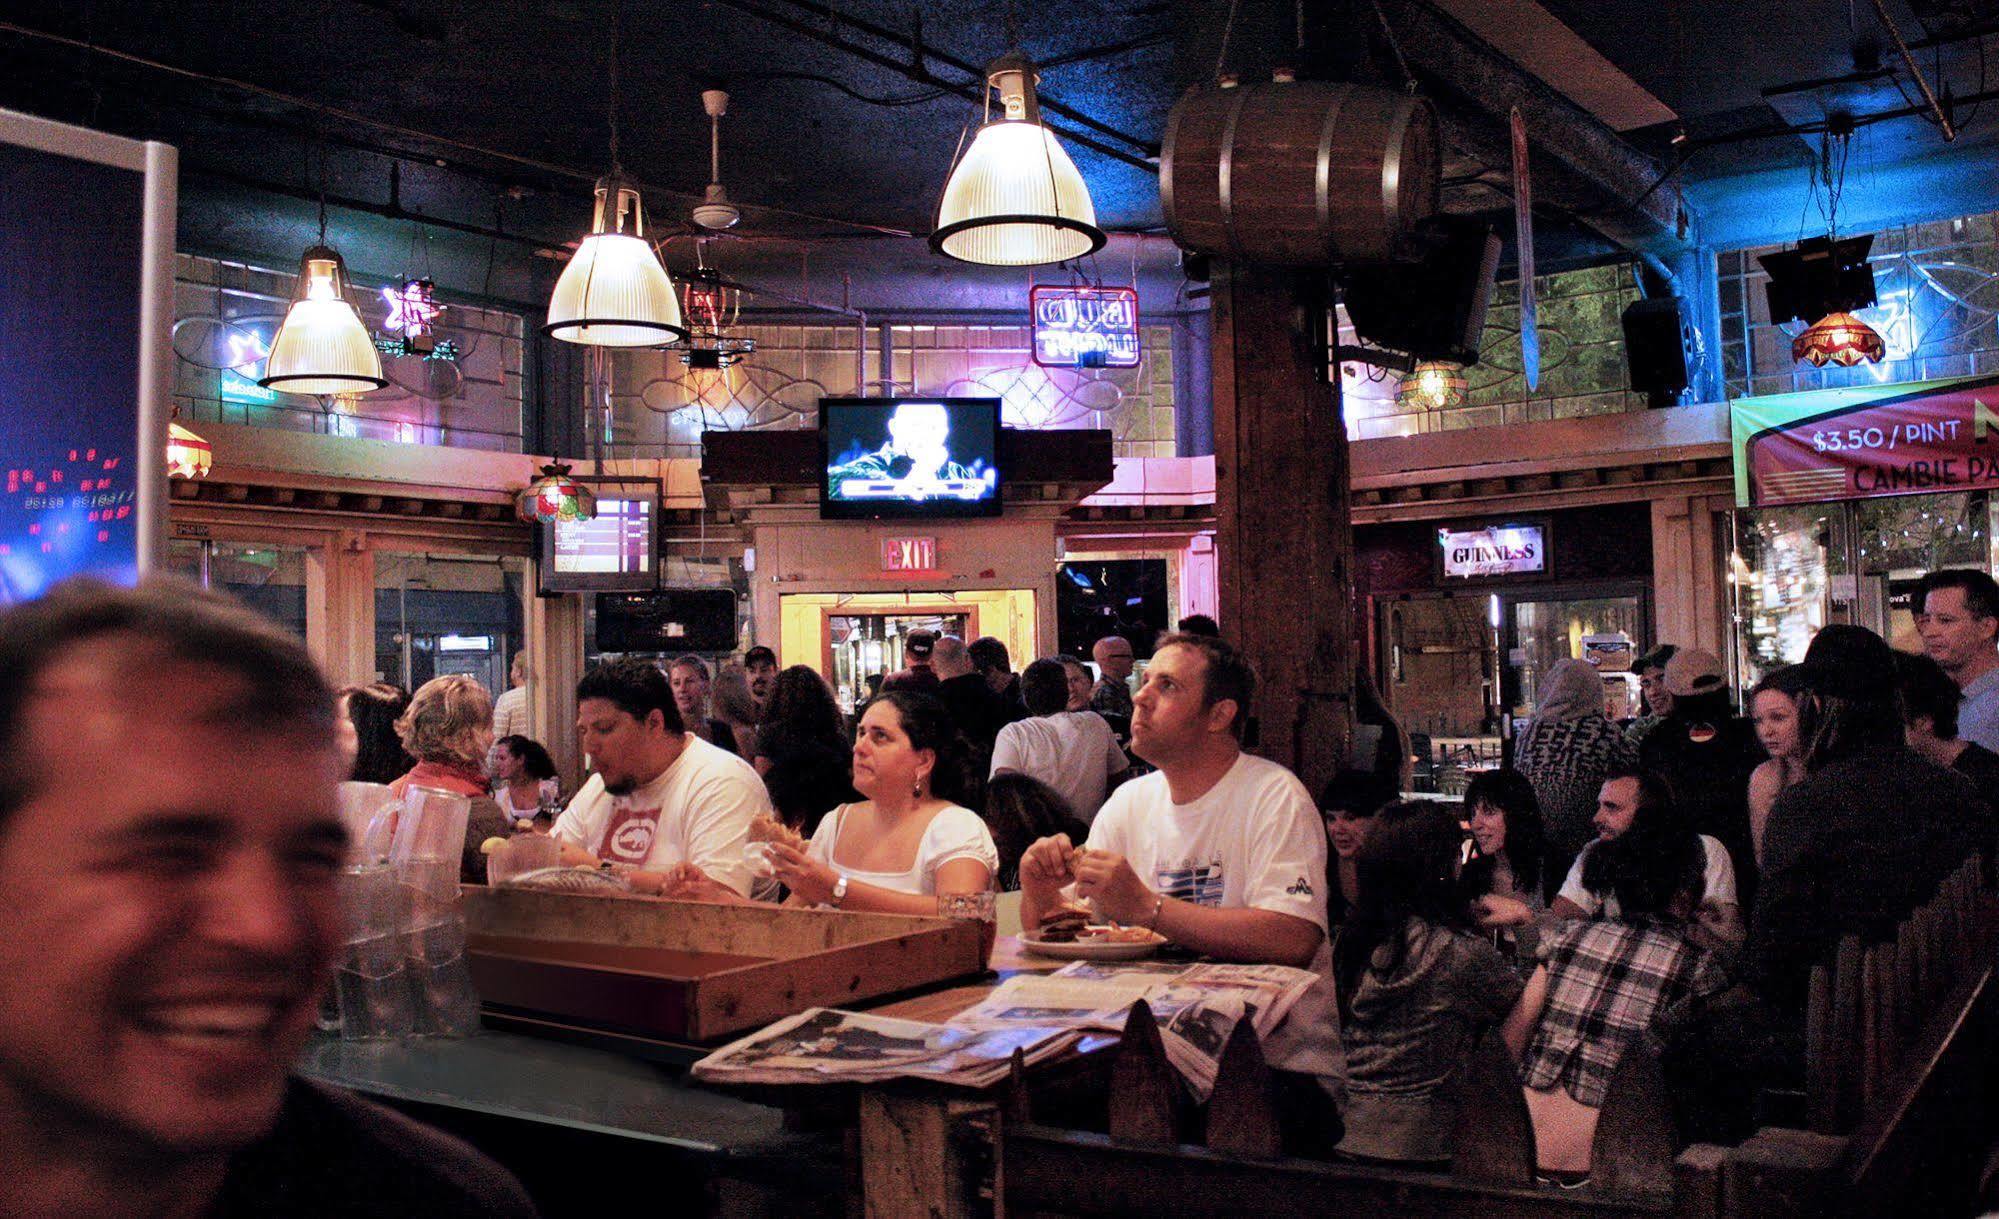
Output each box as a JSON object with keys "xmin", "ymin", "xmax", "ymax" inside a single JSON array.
[{"xmin": 1519, "ymin": 915, "xmax": 1725, "ymax": 1107}]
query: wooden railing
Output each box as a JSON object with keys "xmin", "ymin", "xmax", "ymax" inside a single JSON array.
[{"xmin": 987, "ymin": 854, "xmax": 1999, "ymax": 1218}]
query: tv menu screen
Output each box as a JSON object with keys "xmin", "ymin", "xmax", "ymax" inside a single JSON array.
[
  {"xmin": 540, "ymin": 495, "xmax": 657, "ymax": 592},
  {"xmin": 821, "ymin": 397, "xmax": 1001, "ymax": 520},
  {"xmin": 0, "ymin": 140, "xmax": 146, "ymax": 601}
]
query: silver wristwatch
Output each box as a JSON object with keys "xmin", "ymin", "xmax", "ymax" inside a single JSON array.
[{"xmin": 831, "ymin": 874, "xmax": 850, "ymax": 908}]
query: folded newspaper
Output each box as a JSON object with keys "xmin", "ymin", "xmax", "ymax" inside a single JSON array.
[{"xmin": 691, "ymin": 959, "xmax": 1319, "ymax": 1098}]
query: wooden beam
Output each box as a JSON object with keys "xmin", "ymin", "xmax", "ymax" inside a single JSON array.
[{"xmin": 1212, "ymin": 263, "xmax": 1354, "ymax": 796}]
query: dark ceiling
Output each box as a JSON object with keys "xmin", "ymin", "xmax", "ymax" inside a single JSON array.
[{"xmin": 4, "ymin": 0, "xmax": 1999, "ymax": 311}]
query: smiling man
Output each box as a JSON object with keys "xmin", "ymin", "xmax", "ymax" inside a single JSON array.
[
  {"xmin": 0, "ymin": 579, "xmax": 534, "ymax": 1219},
  {"xmin": 555, "ymin": 657, "xmax": 771, "ymax": 897}
]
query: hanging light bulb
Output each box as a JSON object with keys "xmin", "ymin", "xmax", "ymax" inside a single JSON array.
[
  {"xmin": 932, "ymin": 54, "xmax": 1106, "ymax": 267},
  {"xmin": 515, "ymin": 463, "xmax": 597, "ymax": 524},
  {"xmin": 1792, "ymin": 310, "xmax": 1886, "ymax": 367},
  {"xmin": 1396, "ymin": 360, "xmax": 1469, "ymax": 411},
  {"xmin": 258, "ymin": 244, "xmax": 387, "ymax": 396},
  {"xmin": 165, "ymin": 419, "xmax": 213, "ymax": 480},
  {"xmin": 545, "ymin": 174, "xmax": 686, "ymax": 346}
]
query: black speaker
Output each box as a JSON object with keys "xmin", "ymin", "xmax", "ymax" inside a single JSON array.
[
  {"xmin": 595, "ymin": 589, "xmax": 739, "ymax": 654},
  {"xmin": 1757, "ymin": 234, "xmax": 1877, "ymax": 326},
  {"xmin": 1341, "ymin": 216, "xmax": 1501, "ymax": 365},
  {"xmin": 1622, "ymin": 296, "xmax": 1699, "ymax": 408}
]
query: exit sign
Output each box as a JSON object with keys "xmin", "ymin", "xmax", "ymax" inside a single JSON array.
[{"xmin": 881, "ymin": 536, "xmax": 937, "ymax": 572}]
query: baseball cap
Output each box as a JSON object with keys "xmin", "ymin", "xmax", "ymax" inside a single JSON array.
[
  {"xmin": 1662, "ymin": 648, "xmax": 1726, "ymax": 698},
  {"xmin": 744, "ymin": 645, "xmax": 776, "ymax": 667},
  {"xmin": 904, "ymin": 630, "xmax": 936, "ymax": 659}
]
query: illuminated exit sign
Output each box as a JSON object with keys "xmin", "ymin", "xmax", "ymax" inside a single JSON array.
[
  {"xmin": 1030, "ymin": 285, "xmax": 1140, "ymax": 369},
  {"xmin": 881, "ymin": 536, "xmax": 937, "ymax": 573}
]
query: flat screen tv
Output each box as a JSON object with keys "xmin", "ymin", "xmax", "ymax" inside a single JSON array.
[
  {"xmin": 0, "ymin": 108, "xmax": 176, "ymax": 602},
  {"xmin": 537, "ymin": 481, "xmax": 659, "ymax": 594},
  {"xmin": 820, "ymin": 397, "xmax": 1001, "ymax": 520}
]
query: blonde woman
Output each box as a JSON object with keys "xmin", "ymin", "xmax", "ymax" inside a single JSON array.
[{"xmin": 391, "ymin": 674, "xmax": 508, "ymax": 881}]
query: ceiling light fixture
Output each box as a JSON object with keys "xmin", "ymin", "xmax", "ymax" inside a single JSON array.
[
  {"xmin": 259, "ymin": 195, "xmax": 387, "ymax": 396},
  {"xmin": 515, "ymin": 462, "xmax": 597, "ymax": 524},
  {"xmin": 1792, "ymin": 311, "xmax": 1886, "ymax": 367},
  {"xmin": 1395, "ymin": 360, "xmax": 1468, "ymax": 410},
  {"xmin": 544, "ymin": 1, "xmax": 685, "ymax": 347},
  {"xmin": 932, "ymin": 53, "xmax": 1105, "ymax": 267}
]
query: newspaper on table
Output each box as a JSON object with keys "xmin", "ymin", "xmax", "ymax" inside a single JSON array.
[
  {"xmin": 689, "ymin": 1007, "xmax": 1078, "ymax": 1090},
  {"xmin": 691, "ymin": 959, "xmax": 1319, "ymax": 1098}
]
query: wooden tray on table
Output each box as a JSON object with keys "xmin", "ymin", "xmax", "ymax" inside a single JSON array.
[{"xmin": 462, "ymin": 886, "xmax": 985, "ymax": 1050}]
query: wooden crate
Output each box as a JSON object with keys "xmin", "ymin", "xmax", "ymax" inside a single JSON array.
[{"xmin": 462, "ymin": 886, "xmax": 985, "ymax": 1042}]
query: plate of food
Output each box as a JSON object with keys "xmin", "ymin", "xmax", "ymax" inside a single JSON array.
[{"xmin": 1019, "ymin": 906, "xmax": 1168, "ymax": 960}]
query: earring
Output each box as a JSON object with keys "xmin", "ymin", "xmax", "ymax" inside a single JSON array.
[{"xmin": 911, "ymin": 780, "xmax": 922, "ymax": 799}]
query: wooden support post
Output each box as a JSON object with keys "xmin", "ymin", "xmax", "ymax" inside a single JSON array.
[
  {"xmin": 857, "ymin": 1092, "xmax": 987, "ymax": 1219},
  {"xmin": 1210, "ymin": 262, "xmax": 1354, "ymax": 796},
  {"xmin": 1204, "ymin": 1019, "xmax": 1281, "ymax": 1159},
  {"xmin": 1108, "ymin": 1001, "xmax": 1179, "ymax": 1147},
  {"xmin": 1591, "ymin": 1038, "xmax": 1678, "ymax": 1198}
]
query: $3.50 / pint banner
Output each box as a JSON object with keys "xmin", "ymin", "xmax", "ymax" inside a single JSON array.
[{"xmin": 1732, "ymin": 373, "xmax": 1999, "ymax": 507}]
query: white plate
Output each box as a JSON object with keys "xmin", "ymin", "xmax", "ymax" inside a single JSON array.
[{"xmin": 1019, "ymin": 929, "xmax": 1167, "ymax": 960}]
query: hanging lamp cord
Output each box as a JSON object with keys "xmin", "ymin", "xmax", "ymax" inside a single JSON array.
[{"xmin": 607, "ymin": 0, "xmax": 623, "ymax": 174}]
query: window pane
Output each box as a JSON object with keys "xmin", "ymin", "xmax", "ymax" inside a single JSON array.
[
  {"xmin": 374, "ymin": 553, "xmax": 526, "ymax": 697},
  {"xmin": 164, "ymin": 539, "xmax": 308, "ymax": 638}
]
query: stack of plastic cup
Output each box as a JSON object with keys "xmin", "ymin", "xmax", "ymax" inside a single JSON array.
[
  {"xmin": 392, "ymin": 785, "xmax": 480, "ymax": 1037},
  {"xmin": 329, "ymin": 862, "xmax": 415, "ymax": 1039}
]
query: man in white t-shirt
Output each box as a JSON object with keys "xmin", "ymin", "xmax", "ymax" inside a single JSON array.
[
  {"xmin": 553, "ymin": 658, "xmax": 772, "ymax": 898},
  {"xmin": 1019, "ymin": 633, "xmax": 1339, "ymax": 1087},
  {"xmin": 991, "ymin": 657, "xmax": 1127, "ymax": 821},
  {"xmin": 1548, "ymin": 767, "xmax": 1743, "ymax": 949}
]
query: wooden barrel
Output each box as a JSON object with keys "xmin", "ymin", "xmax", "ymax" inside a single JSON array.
[{"xmin": 1161, "ymin": 81, "xmax": 1440, "ymax": 267}]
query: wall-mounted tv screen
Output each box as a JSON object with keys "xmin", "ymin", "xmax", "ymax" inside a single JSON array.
[
  {"xmin": 820, "ymin": 397, "xmax": 1001, "ymax": 520},
  {"xmin": 595, "ymin": 589, "xmax": 739, "ymax": 654},
  {"xmin": 537, "ymin": 481, "xmax": 659, "ymax": 594},
  {"xmin": 0, "ymin": 108, "xmax": 175, "ymax": 602}
]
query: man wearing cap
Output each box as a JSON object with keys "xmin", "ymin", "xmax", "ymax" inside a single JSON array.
[
  {"xmin": 1639, "ymin": 648, "xmax": 1763, "ymax": 896},
  {"xmin": 881, "ymin": 630, "xmax": 942, "ymax": 693},
  {"xmin": 1916, "ymin": 569, "xmax": 1999, "ymax": 752},
  {"xmin": 743, "ymin": 645, "xmax": 778, "ymax": 717}
]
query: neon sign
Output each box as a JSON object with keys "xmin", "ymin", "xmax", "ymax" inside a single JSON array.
[
  {"xmin": 1030, "ymin": 284, "xmax": 1140, "ymax": 369},
  {"xmin": 377, "ymin": 278, "xmax": 451, "ymax": 358}
]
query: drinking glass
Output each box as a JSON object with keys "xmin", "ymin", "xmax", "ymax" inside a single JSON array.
[{"xmin": 487, "ymin": 834, "xmax": 559, "ymax": 885}]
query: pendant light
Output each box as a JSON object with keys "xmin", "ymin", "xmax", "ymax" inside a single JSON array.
[
  {"xmin": 544, "ymin": 1, "xmax": 685, "ymax": 347},
  {"xmin": 515, "ymin": 462, "xmax": 597, "ymax": 524},
  {"xmin": 1396, "ymin": 360, "xmax": 1469, "ymax": 411},
  {"xmin": 1793, "ymin": 311, "xmax": 1886, "ymax": 367},
  {"xmin": 932, "ymin": 54, "xmax": 1105, "ymax": 267},
  {"xmin": 166, "ymin": 418, "xmax": 213, "ymax": 480},
  {"xmin": 259, "ymin": 191, "xmax": 386, "ymax": 395}
]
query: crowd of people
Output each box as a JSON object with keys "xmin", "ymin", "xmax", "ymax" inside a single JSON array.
[{"xmin": 7, "ymin": 572, "xmax": 1998, "ymax": 1217}]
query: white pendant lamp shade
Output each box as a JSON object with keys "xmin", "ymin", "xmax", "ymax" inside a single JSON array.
[
  {"xmin": 932, "ymin": 56, "xmax": 1106, "ymax": 267},
  {"xmin": 259, "ymin": 246, "xmax": 387, "ymax": 396},
  {"xmin": 545, "ymin": 176, "xmax": 686, "ymax": 347}
]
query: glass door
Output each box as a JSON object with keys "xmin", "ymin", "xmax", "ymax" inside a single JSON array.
[{"xmin": 1505, "ymin": 586, "xmax": 1647, "ymax": 719}]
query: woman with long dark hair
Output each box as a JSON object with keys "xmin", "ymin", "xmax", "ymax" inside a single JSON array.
[
  {"xmin": 1746, "ymin": 665, "xmax": 1810, "ymax": 867},
  {"xmin": 984, "ymin": 772, "xmax": 1090, "ymax": 892},
  {"xmin": 1332, "ymin": 802, "xmax": 1525, "ymax": 1166},
  {"xmin": 341, "ymin": 682, "xmax": 415, "ymax": 786},
  {"xmin": 755, "ymin": 665, "xmax": 858, "ymax": 839},
  {"xmin": 1459, "ymin": 768, "xmax": 1551, "ymax": 967}
]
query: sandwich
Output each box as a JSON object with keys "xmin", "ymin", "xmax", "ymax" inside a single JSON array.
[{"xmin": 1036, "ymin": 905, "xmax": 1092, "ymax": 943}]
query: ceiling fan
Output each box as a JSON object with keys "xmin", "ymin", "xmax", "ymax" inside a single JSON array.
[{"xmin": 692, "ymin": 88, "xmax": 742, "ymax": 231}]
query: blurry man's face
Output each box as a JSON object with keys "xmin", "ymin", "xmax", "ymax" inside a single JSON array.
[
  {"xmin": 1063, "ymin": 662, "xmax": 1093, "ymax": 712},
  {"xmin": 747, "ymin": 660, "xmax": 776, "ymax": 706},
  {"xmin": 1919, "ymin": 587, "xmax": 1999, "ymax": 676},
  {"xmin": 888, "ymin": 404, "xmax": 951, "ymax": 471},
  {"xmin": 0, "ymin": 644, "xmax": 346, "ymax": 1155},
  {"xmin": 1593, "ymin": 776, "xmax": 1642, "ymax": 840},
  {"xmin": 1094, "ymin": 639, "xmax": 1134, "ymax": 682},
  {"xmin": 669, "ymin": 664, "xmax": 710, "ymax": 720},
  {"xmin": 1638, "ymin": 666, "xmax": 1673, "ymax": 717}
]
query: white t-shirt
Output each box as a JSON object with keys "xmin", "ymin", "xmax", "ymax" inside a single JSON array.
[
  {"xmin": 990, "ymin": 711, "xmax": 1128, "ymax": 821},
  {"xmin": 808, "ymin": 803, "xmax": 999, "ymax": 896},
  {"xmin": 1083, "ymin": 753, "xmax": 1341, "ymax": 1083},
  {"xmin": 1556, "ymin": 832, "xmax": 1739, "ymax": 919},
  {"xmin": 553, "ymin": 735, "xmax": 771, "ymax": 897}
]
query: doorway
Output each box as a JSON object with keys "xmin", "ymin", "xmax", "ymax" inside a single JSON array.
[{"xmin": 827, "ymin": 611, "xmax": 972, "ymax": 712}]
